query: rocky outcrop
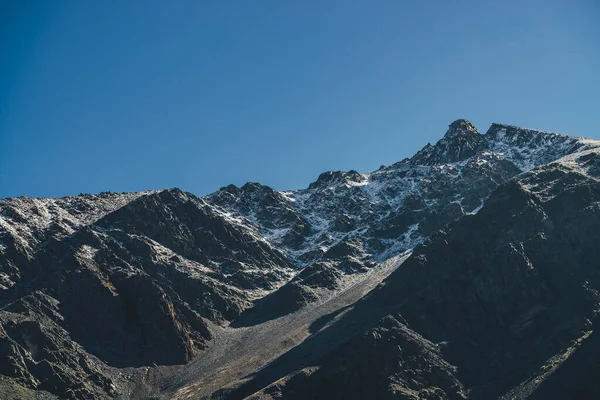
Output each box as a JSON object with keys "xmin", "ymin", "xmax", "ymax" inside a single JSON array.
[
  {"xmin": 1, "ymin": 292, "xmax": 116, "ymax": 399},
  {"xmin": 251, "ymin": 315, "xmax": 468, "ymax": 400},
  {"xmin": 484, "ymin": 123, "xmax": 585, "ymax": 170},
  {"xmin": 411, "ymin": 119, "xmax": 489, "ymax": 165}
]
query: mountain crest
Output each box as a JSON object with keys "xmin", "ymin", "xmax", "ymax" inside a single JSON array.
[
  {"xmin": 484, "ymin": 122, "xmax": 585, "ymax": 171},
  {"xmin": 446, "ymin": 118, "xmax": 479, "ymax": 137},
  {"xmin": 308, "ymin": 170, "xmax": 364, "ymax": 190},
  {"xmin": 411, "ymin": 119, "xmax": 488, "ymax": 165}
]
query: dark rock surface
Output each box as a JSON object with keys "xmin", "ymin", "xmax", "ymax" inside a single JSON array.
[
  {"xmin": 1, "ymin": 291, "xmax": 117, "ymax": 399},
  {"xmin": 526, "ymin": 328, "xmax": 600, "ymax": 400},
  {"xmin": 252, "ymin": 315, "xmax": 468, "ymax": 400},
  {"xmin": 411, "ymin": 119, "xmax": 489, "ymax": 165}
]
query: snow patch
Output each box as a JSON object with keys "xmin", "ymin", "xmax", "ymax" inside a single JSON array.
[{"xmin": 75, "ymin": 245, "xmax": 98, "ymax": 261}]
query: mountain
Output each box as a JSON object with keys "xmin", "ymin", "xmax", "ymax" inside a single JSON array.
[
  {"xmin": 1, "ymin": 119, "xmax": 600, "ymax": 399},
  {"xmin": 205, "ymin": 119, "xmax": 587, "ymax": 265}
]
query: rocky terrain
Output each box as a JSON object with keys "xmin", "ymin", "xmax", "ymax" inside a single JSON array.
[{"xmin": 2, "ymin": 119, "xmax": 600, "ymax": 399}]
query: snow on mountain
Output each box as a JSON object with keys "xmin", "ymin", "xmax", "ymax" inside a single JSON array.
[
  {"xmin": 0, "ymin": 191, "xmax": 155, "ymax": 253},
  {"xmin": 0, "ymin": 191, "xmax": 157, "ymax": 290},
  {"xmin": 4, "ymin": 119, "xmax": 597, "ymax": 290},
  {"xmin": 2, "ymin": 119, "xmax": 600, "ymax": 399},
  {"xmin": 206, "ymin": 120, "xmax": 600, "ymax": 267},
  {"xmin": 484, "ymin": 123, "xmax": 592, "ymax": 171}
]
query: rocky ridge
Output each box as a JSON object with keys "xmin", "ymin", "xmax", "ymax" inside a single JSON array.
[{"xmin": 206, "ymin": 119, "xmax": 591, "ymax": 266}]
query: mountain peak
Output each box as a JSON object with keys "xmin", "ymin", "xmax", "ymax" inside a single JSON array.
[
  {"xmin": 447, "ymin": 119, "xmax": 479, "ymax": 135},
  {"xmin": 308, "ymin": 170, "xmax": 364, "ymax": 190},
  {"xmin": 411, "ymin": 119, "xmax": 487, "ymax": 165}
]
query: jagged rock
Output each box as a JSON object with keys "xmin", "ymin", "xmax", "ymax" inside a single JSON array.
[
  {"xmin": 293, "ymin": 262, "xmax": 343, "ymax": 290},
  {"xmin": 308, "ymin": 170, "xmax": 364, "ymax": 190},
  {"xmin": 526, "ymin": 328, "xmax": 600, "ymax": 400},
  {"xmin": 411, "ymin": 119, "xmax": 489, "ymax": 165},
  {"xmin": 332, "ymin": 214, "xmax": 355, "ymax": 232},
  {"xmin": 254, "ymin": 315, "xmax": 467, "ymax": 400},
  {"xmin": 1, "ymin": 292, "xmax": 117, "ymax": 399},
  {"xmin": 484, "ymin": 123, "xmax": 584, "ymax": 171}
]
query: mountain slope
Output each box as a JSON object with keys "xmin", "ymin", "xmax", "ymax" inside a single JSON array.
[
  {"xmin": 1, "ymin": 119, "xmax": 600, "ymax": 399},
  {"xmin": 0, "ymin": 189, "xmax": 295, "ymax": 398},
  {"xmin": 240, "ymin": 147, "xmax": 600, "ymax": 400}
]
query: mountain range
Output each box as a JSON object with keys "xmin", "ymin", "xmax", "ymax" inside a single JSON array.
[{"xmin": 2, "ymin": 119, "xmax": 600, "ymax": 399}]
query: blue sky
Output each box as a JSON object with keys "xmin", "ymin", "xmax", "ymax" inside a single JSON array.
[{"xmin": 1, "ymin": 1, "xmax": 599, "ymax": 198}]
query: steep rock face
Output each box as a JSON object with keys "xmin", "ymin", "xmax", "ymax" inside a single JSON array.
[
  {"xmin": 411, "ymin": 119, "xmax": 489, "ymax": 165},
  {"xmin": 526, "ymin": 328, "xmax": 600, "ymax": 400},
  {"xmin": 0, "ymin": 192, "xmax": 152, "ymax": 291},
  {"xmin": 0, "ymin": 291, "xmax": 117, "ymax": 399},
  {"xmin": 234, "ymin": 237, "xmax": 375, "ymax": 326},
  {"xmin": 252, "ymin": 315, "xmax": 468, "ymax": 400},
  {"xmin": 191, "ymin": 183, "xmax": 311, "ymax": 255},
  {"xmin": 38, "ymin": 190, "xmax": 295, "ymax": 366},
  {"xmin": 95, "ymin": 189, "xmax": 294, "ymax": 292}
]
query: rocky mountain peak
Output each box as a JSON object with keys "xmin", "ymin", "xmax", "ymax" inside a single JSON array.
[
  {"xmin": 410, "ymin": 119, "xmax": 488, "ymax": 165},
  {"xmin": 447, "ymin": 118, "xmax": 479, "ymax": 136},
  {"xmin": 308, "ymin": 170, "xmax": 364, "ymax": 190}
]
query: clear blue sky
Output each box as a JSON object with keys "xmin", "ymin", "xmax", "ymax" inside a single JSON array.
[{"xmin": 1, "ymin": 1, "xmax": 599, "ymax": 199}]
